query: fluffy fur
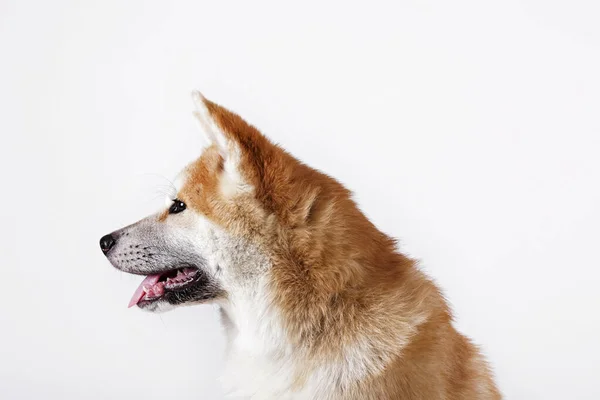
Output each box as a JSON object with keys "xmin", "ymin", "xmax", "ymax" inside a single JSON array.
[{"xmin": 103, "ymin": 92, "xmax": 501, "ymax": 399}]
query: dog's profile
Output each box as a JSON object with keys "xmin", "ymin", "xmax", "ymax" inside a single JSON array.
[{"xmin": 100, "ymin": 92, "xmax": 501, "ymax": 399}]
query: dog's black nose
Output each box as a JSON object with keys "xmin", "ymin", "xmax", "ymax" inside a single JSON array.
[{"xmin": 100, "ymin": 234, "xmax": 116, "ymax": 254}]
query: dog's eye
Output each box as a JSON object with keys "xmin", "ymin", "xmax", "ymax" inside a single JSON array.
[{"xmin": 169, "ymin": 199, "xmax": 186, "ymax": 214}]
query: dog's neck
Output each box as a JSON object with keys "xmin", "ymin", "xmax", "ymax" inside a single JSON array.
[{"xmin": 217, "ymin": 280, "xmax": 305, "ymax": 398}]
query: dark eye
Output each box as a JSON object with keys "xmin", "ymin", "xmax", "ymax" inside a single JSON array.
[{"xmin": 169, "ymin": 199, "xmax": 186, "ymax": 214}]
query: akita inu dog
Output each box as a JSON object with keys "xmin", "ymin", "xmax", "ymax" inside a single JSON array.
[{"xmin": 100, "ymin": 92, "xmax": 500, "ymax": 399}]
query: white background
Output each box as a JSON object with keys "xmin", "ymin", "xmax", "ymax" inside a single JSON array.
[{"xmin": 1, "ymin": 1, "xmax": 599, "ymax": 399}]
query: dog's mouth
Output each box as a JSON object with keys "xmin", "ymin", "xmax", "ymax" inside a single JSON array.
[{"xmin": 128, "ymin": 266, "xmax": 201, "ymax": 308}]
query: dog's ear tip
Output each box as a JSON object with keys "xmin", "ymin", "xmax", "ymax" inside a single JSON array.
[
  {"xmin": 191, "ymin": 90, "xmax": 206, "ymax": 104},
  {"xmin": 192, "ymin": 90, "xmax": 211, "ymax": 117}
]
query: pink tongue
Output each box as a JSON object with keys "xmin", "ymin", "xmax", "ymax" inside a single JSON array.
[{"xmin": 128, "ymin": 274, "xmax": 162, "ymax": 308}]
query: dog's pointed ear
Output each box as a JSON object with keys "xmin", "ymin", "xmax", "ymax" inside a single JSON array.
[
  {"xmin": 191, "ymin": 91, "xmax": 280, "ymax": 200},
  {"xmin": 192, "ymin": 91, "xmax": 230, "ymax": 154},
  {"xmin": 191, "ymin": 91, "xmax": 254, "ymax": 195}
]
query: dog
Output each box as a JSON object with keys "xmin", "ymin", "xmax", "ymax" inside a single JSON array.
[{"xmin": 100, "ymin": 92, "xmax": 501, "ymax": 399}]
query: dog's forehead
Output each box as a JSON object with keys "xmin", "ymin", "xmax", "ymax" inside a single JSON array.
[
  {"xmin": 167, "ymin": 148, "xmax": 221, "ymax": 208},
  {"xmin": 174, "ymin": 149, "xmax": 213, "ymax": 192}
]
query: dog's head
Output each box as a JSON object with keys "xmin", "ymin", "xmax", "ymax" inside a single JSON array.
[{"xmin": 100, "ymin": 93, "xmax": 287, "ymax": 312}]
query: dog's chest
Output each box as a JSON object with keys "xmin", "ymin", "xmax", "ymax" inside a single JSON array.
[
  {"xmin": 221, "ymin": 332, "xmax": 349, "ymax": 400},
  {"xmin": 220, "ymin": 331, "xmax": 301, "ymax": 399},
  {"xmin": 218, "ymin": 303, "xmax": 334, "ymax": 399}
]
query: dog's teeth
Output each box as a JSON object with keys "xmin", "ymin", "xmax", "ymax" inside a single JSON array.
[{"xmin": 142, "ymin": 286, "xmax": 149, "ymax": 293}]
